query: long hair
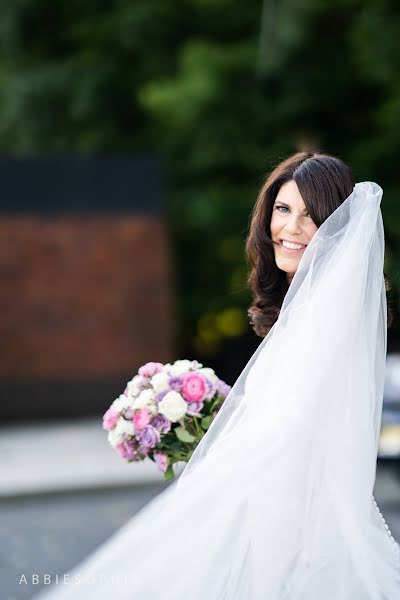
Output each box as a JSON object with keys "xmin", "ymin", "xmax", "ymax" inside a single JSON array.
[{"xmin": 246, "ymin": 151, "xmax": 392, "ymax": 337}]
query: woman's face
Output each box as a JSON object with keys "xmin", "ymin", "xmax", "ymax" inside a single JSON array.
[{"xmin": 270, "ymin": 180, "xmax": 318, "ymax": 283}]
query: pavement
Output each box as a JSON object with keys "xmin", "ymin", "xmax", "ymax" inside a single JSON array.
[
  {"xmin": 1, "ymin": 415, "xmax": 399, "ymax": 502},
  {"xmin": 0, "ymin": 417, "xmax": 186, "ymax": 498}
]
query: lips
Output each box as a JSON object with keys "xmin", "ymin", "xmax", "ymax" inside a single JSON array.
[{"xmin": 278, "ymin": 239, "xmax": 307, "ymax": 253}]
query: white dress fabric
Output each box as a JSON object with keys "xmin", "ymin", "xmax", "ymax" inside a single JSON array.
[{"xmin": 36, "ymin": 182, "xmax": 400, "ymax": 600}]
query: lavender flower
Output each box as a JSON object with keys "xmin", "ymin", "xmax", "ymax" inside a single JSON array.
[
  {"xmin": 168, "ymin": 376, "xmax": 184, "ymax": 391},
  {"xmin": 204, "ymin": 378, "xmax": 217, "ymax": 399},
  {"xmin": 116, "ymin": 441, "xmax": 140, "ymax": 461},
  {"xmin": 124, "ymin": 406, "xmax": 135, "ymax": 419},
  {"xmin": 138, "ymin": 443, "xmax": 151, "ymax": 456},
  {"xmin": 135, "ymin": 425, "xmax": 160, "ymax": 449},
  {"xmin": 217, "ymin": 380, "xmax": 231, "ymax": 398},
  {"xmin": 155, "ymin": 390, "xmax": 169, "ymax": 403},
  {"xmin": 150, "ymin": 414, "xmax": 171, "ymax": 434},
  {"xmin": 186, "ymin": 400, "xmax": 204, "ymax": 416}
]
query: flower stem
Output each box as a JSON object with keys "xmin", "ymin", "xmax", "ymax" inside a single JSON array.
[
  {"xmin": 209, "ymin": 396, "xmax": 221, "ymax": 413},
  {"xmin": 193, "ymin": 416, "xmax": 202, "ymax": 437}
]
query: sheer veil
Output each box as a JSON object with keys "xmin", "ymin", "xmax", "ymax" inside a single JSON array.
[{"xmin": 35, "ymin": 181, "xmax": 400, "ymax": 600}]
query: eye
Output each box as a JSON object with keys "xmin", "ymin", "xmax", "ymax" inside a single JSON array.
[{"xmin": 274, "ymin": 205, "xmax": 289, "ymax": 213}]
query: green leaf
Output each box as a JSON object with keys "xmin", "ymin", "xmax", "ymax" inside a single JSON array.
[
  {"xmin": 201, "ymin": 415, "xmax": 213, "ymax": 430},
  {"xmin": 174, "ymin": 426, "xmax": 196, "ymax": 443},
  {"xmin": 169, "ymin": 441, "xmax": 182, "ymax": 451},
  {"xmin": 164, "ymin": 464, "xmax": 175, "ymax": 480}
]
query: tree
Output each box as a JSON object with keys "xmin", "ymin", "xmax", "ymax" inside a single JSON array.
[{"xmin": 0, "ymin": 0, "xmax": 399, "ymax": 362}]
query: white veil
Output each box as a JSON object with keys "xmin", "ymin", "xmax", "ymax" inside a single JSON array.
[{"xmin": 35, "ymin": 181, "xmax": 400, "ymax": 600}]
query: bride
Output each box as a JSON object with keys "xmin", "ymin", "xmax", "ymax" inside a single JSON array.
[{"xmin": 36, "ymin": 151, "xmax": 400, "ymax": 599}]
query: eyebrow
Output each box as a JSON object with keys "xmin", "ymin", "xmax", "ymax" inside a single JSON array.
[{"xmin": 274, "ymin": 201, "xmax": 309, "ymax": 213}]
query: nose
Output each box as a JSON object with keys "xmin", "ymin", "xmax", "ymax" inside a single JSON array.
[{"xmin": 284, "ymin": 213, "xmax": 303, "ymax": 235}]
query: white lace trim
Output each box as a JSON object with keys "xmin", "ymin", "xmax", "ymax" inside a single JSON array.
[{"xmin": 373, "ymin": 497, "xmax": 400, "ymax": 557}]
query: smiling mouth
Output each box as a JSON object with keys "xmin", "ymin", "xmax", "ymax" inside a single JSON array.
[{"xmin": 278, "ymin": 239, "xmax": 307, "ymax": 252}]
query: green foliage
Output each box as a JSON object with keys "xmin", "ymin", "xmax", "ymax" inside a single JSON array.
[
  {"xmin": 0, "ymin": 0, "xmax": 399, "ymax": 353},
  {"xmin": 163, "ymin": 463, "xmax": 175, "ymax": 480},
  {"xmin": 200, "ymin": 415, "xmax": 213, "ymax": 430},
  {"xmin": 174, "ymin": 426, "xmax": 196, "ymax": 443}
]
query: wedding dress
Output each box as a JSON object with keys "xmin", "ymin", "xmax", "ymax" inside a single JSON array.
[{"xmin": 36, "ymin": 181, "xmax": 400, "ymax": 599}]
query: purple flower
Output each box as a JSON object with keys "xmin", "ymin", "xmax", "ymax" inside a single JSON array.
[
  {"xmin": 124, "ymin": 406, "xmax": 135, "ymax": 419},
  {"xmin": 168, "ymin": 376, "xmax": 184, "ymax": 391},
  {"xmin": 135, "ymin": 425, "xmax": 160, "ymax": 449},
  {"xmin": 186, "ymin": 400, "xmax": 204, "ymax": 416},
  {"xmin": 138, "ymin": 443, "xmax": 151, "ymax": 456},
  {"xmin": 138, "ymin": 377, "xmax": 150, "ymax": 389},
  {"xmin": 115, "ymin": 441, "xmax": 140, "ymax": 461},
  {"xmin": 150, "ymin": 414, "xmax": 171, "ymax": 434},
  {"xmin": 217, "ymin": 380, "xmax": 231, "ymax": 398},
  {"xmin": 203, "ymin": 378, "xmax": 217, "ymax": 400},
  {"xmin": 155, "ymin": 390, "xmax": 169, "ymax": 403}
]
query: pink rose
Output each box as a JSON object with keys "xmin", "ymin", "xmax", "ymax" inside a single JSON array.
[
  {"xmin": 115, "ymin": 442, "xmax": 139, "ymax": 461},
  {"xmin": 154, "ymin": 451, "xmax": 169, "ymax": 473},
  {"xmin": 102, "ymin": 406, "xmax": 120, "ymax": 430},
  {"xmin": 133, "ymin": 408, "xmax": 152, "ymax": 430},
  {"xmin": 138, "ymin": 362, "xmax": 164, "ymax": 377},
  {"xmin": 181, "ymin": 373, "xmax": 207, "ymax": 402}
]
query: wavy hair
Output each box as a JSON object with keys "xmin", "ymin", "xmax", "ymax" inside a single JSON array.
[{"xmin": 246, "ymin": 151, "xmax": 392, "ymax": 337}]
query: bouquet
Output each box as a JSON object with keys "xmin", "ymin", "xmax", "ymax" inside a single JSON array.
[{"xmin": 103, "ymin": 359, "xmax": 231, "ymax": 480}]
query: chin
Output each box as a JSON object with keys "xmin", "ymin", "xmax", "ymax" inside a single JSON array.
[{"xmin": 276, "ymin": 259, "xmax": 300, "ymax": 275}]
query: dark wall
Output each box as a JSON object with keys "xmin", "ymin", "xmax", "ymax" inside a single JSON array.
[{"xmin": 0, "ymin": 156, "xmax": 175, "ymax": 422}]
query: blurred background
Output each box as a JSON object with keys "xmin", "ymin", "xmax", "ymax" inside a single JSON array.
[{"xmin": 1, "ymin": 1, "xmax": 400, "ymax": 598}]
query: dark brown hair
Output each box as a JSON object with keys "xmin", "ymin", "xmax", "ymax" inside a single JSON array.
[{"xmin": 246, "ymin": 151, "xmax": 392, "ymax": 337}]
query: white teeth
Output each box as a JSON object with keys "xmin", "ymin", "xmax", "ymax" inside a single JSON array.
[{"xmin": 281, "ymin": 240, "xmax": 306, "ymax": 250}]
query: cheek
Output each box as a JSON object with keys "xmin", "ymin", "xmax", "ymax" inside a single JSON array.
[
  {"xmin": 269, "ymin": 215, "xmax": 281, "ymax": 238},
  {"xmin": 306, "ymin": 223, "xmax": 319, "ymax": 241}
]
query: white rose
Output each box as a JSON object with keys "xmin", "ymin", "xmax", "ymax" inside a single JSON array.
[
  {"xmin": 199, "ymin": 367, "xmax": 218, "ymax": 383},
  {"xmin": 107, "ymin": 418, "xmax": 134, "ymax": 446},
  {"xmin": 126, "ymin": 375, "xmax": 146, "ymax": 398},
  {"xmin": 108, "ymin": 429, "xmax": 121, "ymax": 448},
  {"xmin": 170, "ymin": 359, "xmax": 192, "ymax": 376},
  {"xmin": 158, "ymin": 391, "xmax": 187, "ymax": 422},
  {"xmin": 191, "ymin": 360, "xmax": 203, "ymax": 370},
  {"xmin": 115, "ymin": 418, "xmax": 135, "ymax": 437},
  {"xmin": 112, "ymin": 394, "xmax": 131, "ymax": 412},
  {"xmin": 132, "ymin": 389, "xmax": 155, "ymax": 409},
  {"xmin": 147, "ymin": 403, "xmax": 159, "ymax": 416},
  {"xmin": 151, "ymin": 371, "xmax": 170, "ymax": 393}
]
